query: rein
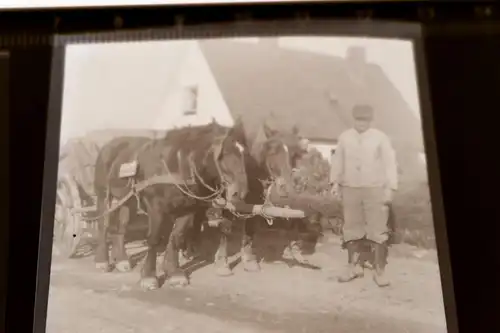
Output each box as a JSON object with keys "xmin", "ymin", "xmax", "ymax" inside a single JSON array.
[
  {"xmin": 159, "ymin": 137, "xmax": 236, "ymax": 203},
  {"xmin": 74, "ymin": 137, "xmax": 233, "ymax": 221},
  {"xmin": 264, "ymin": 141, "xmax": 293, "ymax": 191},
  {"xmin": 160, "ymin": 158, "xmax": 223, "ymax": 202},
  {"xmin": 264, "ymin": 141, "xmax": 292, "ymax": 179},
  {"xmin": 255, "ymin": 141, "xmax": 295, "ymax": 225}
]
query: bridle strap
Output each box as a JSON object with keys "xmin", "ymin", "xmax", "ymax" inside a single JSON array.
[
  {"xmin": 213, "ymin": 149, "xmax": 228, "ymax": 186},
  {"xmin": 196, "ymin": 135, "xmax": 233, "ymax": 191},
  {"xmin": 265, "ymin": 141, "xmax": 291, "ymax": 178}
]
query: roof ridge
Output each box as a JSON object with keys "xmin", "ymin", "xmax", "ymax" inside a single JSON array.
[{"xmin": 199, "ymin": 39, "xmax": 348, "ymax": 62}]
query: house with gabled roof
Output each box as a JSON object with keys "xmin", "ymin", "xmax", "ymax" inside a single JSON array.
[
  {"xmin": 199, "ymin": 38, "xmax": 425, "ymax": 182},
  {"xmin": 199, "ymin": 39, "xmax": 423, "ymax": 155},
  {"xmin": 63, "ymin": 38, "xmax": 425, "ymax": 179}
]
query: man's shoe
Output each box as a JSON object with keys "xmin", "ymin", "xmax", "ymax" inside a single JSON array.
[{"xmin": 338, "ymin": 264, "xmax": 364, "ymax": 283}]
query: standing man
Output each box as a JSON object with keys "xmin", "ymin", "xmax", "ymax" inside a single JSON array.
[{"xmin": 329, "ymin": 104, "xmax": 398, "ymax": 287}]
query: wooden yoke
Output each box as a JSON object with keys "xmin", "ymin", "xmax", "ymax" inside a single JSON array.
[{"xmin": 212, "ymin": 197, "xmax": 306, "ymax": 219}]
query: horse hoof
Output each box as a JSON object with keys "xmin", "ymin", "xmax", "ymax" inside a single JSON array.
[
  {"xmin": 167, "ymin": 274, "xmax": 189, "ymax": 287},
  {"xmin": 140, "ymin": 277, "xmax": 159, "ymax": 291},
  {"xmin": 283, "ymin": 251, "xmax": 308, "ymax": 265},
  {"xmin": 243, "ymin": 260, "xmax": 261, "ymax": 272},
  {"xmin": 215, "ymin": 265, "xmax": 233, "ymax": 277},
  {"xmin": 95, "ymin": 262, "xmax": 112, "ymax": 272},
  {"xmin": 115, "ymin": 260, "xmax": 131, "ymax": 273},
  {"xmin": 296, "ymin": 257, "xmax": 310, "ymax": 265}
]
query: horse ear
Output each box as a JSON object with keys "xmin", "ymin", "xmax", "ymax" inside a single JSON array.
[
  {"xmin": 211, "ymin": 117, "xmax": 218, "ymax": 130},
  {"xmin": 263, "ymin": 123, "xmax": 275, "ymax": 138},
  {"xmin": 230, "ymin": 117, "xmax": 248, "ymax": 146},
  {"xmin": 233, "ymin": 116, "xmax": 244, "ymax": 130}
]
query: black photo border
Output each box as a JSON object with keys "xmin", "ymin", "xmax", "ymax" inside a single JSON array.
[{"xmin": 2, "ymin": 2, "xmax": 498, "ymax": 333}]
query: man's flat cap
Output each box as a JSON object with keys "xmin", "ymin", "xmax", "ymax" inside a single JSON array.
[{"xmin": 352, "ymin": 104, "xmax": 374, "ymax": 120}]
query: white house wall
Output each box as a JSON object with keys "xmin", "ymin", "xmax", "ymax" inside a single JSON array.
[
  {"xmin": 60, "ymin": 41, "xmax": 188, "ymax": 145},
  {"xmin": 309, "ymin": 142, "xmax": 337, "ymax": 161},
  {"xmin": 152, "ymin": 41, "xmax": 234, "ymax": 130}
]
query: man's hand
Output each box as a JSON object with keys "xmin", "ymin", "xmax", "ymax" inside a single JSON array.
[{"xmin": 383, "ymin": 187, "xmax": 396, "ymax": 204}]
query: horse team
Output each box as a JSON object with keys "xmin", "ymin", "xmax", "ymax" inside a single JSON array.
[{"xmin": 91, "ymin": 119, "xmax": 309, "ymax": 290}]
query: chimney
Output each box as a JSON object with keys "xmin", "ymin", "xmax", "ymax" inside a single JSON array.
[
  {"xmin": 345, "ymin": 46, "xmax": 368, "ymax": 86},
  {"xmin": 259, "ymin": 37, "xmax": 280, "ymax": 49},
  {"xmin": 346, "ymin": 46, "xmax": 367, "ymax": 65}
]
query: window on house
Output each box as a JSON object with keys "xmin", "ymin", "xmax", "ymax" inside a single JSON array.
[{"xmin": 182, "ymin": 86, "xmax": 198, "ymax": 116}]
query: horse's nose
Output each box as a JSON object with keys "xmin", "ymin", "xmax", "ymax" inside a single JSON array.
[
  {"xmin": 231, "ymin": 190, "xmax": 245, "ymax": 201},
  {"xmin": 226, "ymin": 181, "xmax": 248, "ymax": 202}
]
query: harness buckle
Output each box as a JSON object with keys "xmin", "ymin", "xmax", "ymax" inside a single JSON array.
[
  {"xmin": 131, "ymin": 179, "xmax": 147, "ymax": 216},
  {"xmin": 206, "ymin": 207, "xmax": 225, "ymax": 228}
]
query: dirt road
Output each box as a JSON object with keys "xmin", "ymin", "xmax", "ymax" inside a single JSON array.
[{"xmin": 46, "ymin": 235, "xmax": 448, "ymax": 333}]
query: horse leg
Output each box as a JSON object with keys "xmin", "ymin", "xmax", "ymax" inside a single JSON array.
[
  {"xmin": 241, "ymin": 216, "xmax": 260, "ymax": 272},
  {"xmin": 283, "ymin": 218, "xmax": 308, "ymax": 264},
  {"xmin": 183, "ymin": 208, "xmax": 203, "ymax": 260},
  {"xmin": 140, "ymin": 198, "xmax": 162, "ymax": 291},
  {"xmin": 163, "ymin": 213, "xmax": 192, "ymax": 287},
  {"xmin": 112, "ymin": 204, "xmax": 131, "ymax": 272},
  {"xmin": 214, "ymin": 219, "xmax": 232, "ymax": 276},
  {"xmin": 94, "ymin": 194, "xmax": 112, "ymax": 272}
]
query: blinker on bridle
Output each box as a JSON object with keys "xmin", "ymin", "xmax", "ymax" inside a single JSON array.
[
  {"xmin": 265, "ymin": 141, "xmax": 291, "ymax": 179},
  {"xmin": 159, "ymin": 132, "xmax": 244, "ymax": 203},
  {"xmin": 186, "ymin": 133, "xmax": 246, "ymax": 197}
]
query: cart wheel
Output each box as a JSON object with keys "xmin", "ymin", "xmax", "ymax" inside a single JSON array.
[{"xmin": 53, "ymin": 177, "xmax": 83, "ymax": 258}]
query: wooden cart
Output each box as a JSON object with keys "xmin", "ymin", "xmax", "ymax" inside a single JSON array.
[
  {"xmin": 53, "ymin": 138, "xmax": 102, "ymax": 258},
  {"xmin": 53, "ymin": 130, "xmax": 169, "ymax": 258}
]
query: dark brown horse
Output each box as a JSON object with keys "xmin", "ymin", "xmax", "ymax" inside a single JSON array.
[
  {"xmin": 93, "ymin": 122, "xmax": 248, "ymax": 290},
  {"xmin": 211, "ymin": 121, "xmax": 310, "ymax": 276}
]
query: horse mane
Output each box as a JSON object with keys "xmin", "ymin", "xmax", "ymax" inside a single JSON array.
[
  {"xmin": 160, "ymin": 122, "xmax": 229, "ymax": 173},
  {"xmin": 248, "ymin": 122, "xmax": 292, "ymax": 167},
  {"xmin": 163, "ymin": 123, "xmax": 224, "ymax": 149},
  {"xmin": 234, "ymin": 120, "xmax": 304, "ymax": 205}
]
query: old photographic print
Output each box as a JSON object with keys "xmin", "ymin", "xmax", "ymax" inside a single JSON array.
[{"xmin": 46, "ymin": 37, "xmax": 447, "ymax": 333}]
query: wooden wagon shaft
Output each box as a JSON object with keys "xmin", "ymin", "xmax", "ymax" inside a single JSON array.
[
  {"xmin": 267, "ymin": 190, "xmax": 343, "ymax": 218},
  {"xmin": 212, "ymin": 198, "xmax": 306, "ymax": 219}
]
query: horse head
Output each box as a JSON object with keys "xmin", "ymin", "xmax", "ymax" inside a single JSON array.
[
  {"xmin": 251, "ymin": 123, "xmax": 307, "ymax": 185},
  {"xmin": 209, "ymin": 123, "xmax": 249, "ymax": 203},
  {"xmin": 159, "ymin": 122, "xmax": 248, "ymax": 203}
]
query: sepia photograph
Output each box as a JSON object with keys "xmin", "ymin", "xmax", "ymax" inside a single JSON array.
[{"xmin": 46, "ymin": 36, "xmax": 447, "ymax": 333}]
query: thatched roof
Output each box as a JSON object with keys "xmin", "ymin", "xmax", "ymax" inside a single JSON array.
[{"xmin": 201, "ymin": 39, "xmax": 423, "ymax": 151}]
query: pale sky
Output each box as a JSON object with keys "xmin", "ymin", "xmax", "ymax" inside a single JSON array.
[
  {"xmin": 59, "ymin": 36, "xmax": 421, "ymax": 145},
  {"xmin": 60, "ymin": 41, "xmax": 186, "ymax": 144}
]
